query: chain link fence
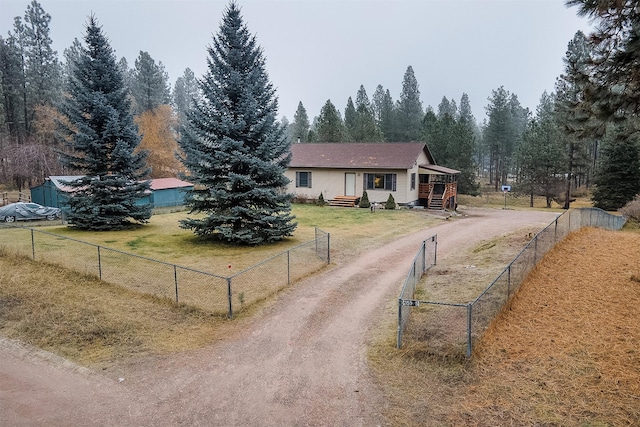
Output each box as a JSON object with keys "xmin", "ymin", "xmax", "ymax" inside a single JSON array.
[
  {"xmin": 397, "ymin": 208, "xmax": 627, "ymax": 356},
  {"xmin": 0, "ymin": 225, "xmax": 330, "ymax": 318},
  {"xmin": 397, "ymin": 234, "xmax": 438, "ymax": 347}
]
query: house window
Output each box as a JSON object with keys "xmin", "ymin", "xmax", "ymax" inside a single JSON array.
[
  {"xmin": 411, "ymin": 173, "xmax": 416, "ymax": 190},
  {"xmin": 364, "ymin": 173, "xmax": 396, "ymax": 191},
  {"xmin": 296, "ymin": 171, "xmax": 312, "ymax": 188}
]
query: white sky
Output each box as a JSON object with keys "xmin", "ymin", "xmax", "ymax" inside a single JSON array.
[{"xmin": 0, "ymin": 0, "xmax": 594, "ymax": 123}]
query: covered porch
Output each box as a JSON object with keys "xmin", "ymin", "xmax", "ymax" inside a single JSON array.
[{"xmin": 418, "ymin": 164, "xmax": 460, "ymax": 210}]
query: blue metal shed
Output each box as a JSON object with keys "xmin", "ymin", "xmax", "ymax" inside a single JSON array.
[{"xmin": 31, "ymin": 176, "xmax": 193, "ymax": 209}]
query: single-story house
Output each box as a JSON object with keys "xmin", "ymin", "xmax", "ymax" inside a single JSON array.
[
  {"xmin": 285, "ymin": 142, "xmax": 460, "ymax": 210},
  {"xmin": 30, "ymin": 176, "xmax": 193, "ymax": 209}
]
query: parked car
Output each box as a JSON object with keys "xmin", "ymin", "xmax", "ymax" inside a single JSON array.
[{"xmin": 0, "ymin": 202, "xmax": 61, "ymax": 222}]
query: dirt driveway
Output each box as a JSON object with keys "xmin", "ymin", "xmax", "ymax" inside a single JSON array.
[{"xmin": 0, "ymin": 208, "xmax": 559, "ymax": 426}]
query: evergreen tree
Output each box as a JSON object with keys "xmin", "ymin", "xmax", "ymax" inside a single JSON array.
[
  {"xmin": 1, "ymin": 1, "xmax": 60, "ymax": 143},
  {"xmin": 385, "ymin": 193, "xmax": 396, "ymax": 209},
  {"xmin": 290, "ymin": 101, "xmax": 310, "ymax": 143},
  {"xmin": 567, "ymin": 0, "xmax": 640, "ymax": 126},
  {"xmin": 484, "ymin": 86, "xmax": 526, "ymax": 190},
  {"xmin": 343, "ymin": 97, "xmax": 357, "ymax": 141},
  {"xmin": 556, "ymin": 31, "xmax": 593, "ymax": 208},
  {"xmin": 316, "ymin": 99, "xmax": 345, "ymax": 142},
  {"xmin": 516, "ymin": 92, "xmax": 565, "ymax": 207},
  {"xmin": 423, "ymin": 103, "xmax": 479, "ymax": 195},
  {"xmin": 353, "ymin": 85, "xmax": 383, "ymax": 141},
  {"xmin": 592, "ymin": 130, "xmax": 640, "ymax": 210},
  {"xmin": 396, "ymin": 65, "xmax": 423, "ymax": 141},
  {"xmin": 22, "ymin": 0, "xmax": 61, "ymax": 110},
  {"xmin": 57, "ymin": 16, "xmax": 151, "ymax": 230},
  {"xmin": 0, "ymin": 34, "xmax": 25, "ymax": 141},
  {"xmin": 359, "ymin": 190, "xmax": 370, "ymax": 208},
  {"xmin": 178, "ymin": 2, "xmax": 296, "ymax": 245},
  {"xmin": 437, "ymin": 96, "xmax": 457, "ymax": 119},
  {"xmin": 131, "ymin": 51, "xmax": 170, "ymax": 114},
  {"xmin": 172, "ymin": 67, "xmax": 200, "ymax": 134},
  {"xmin": 372, "ymin": 85, "xmax": 397, "ymax": 141}
]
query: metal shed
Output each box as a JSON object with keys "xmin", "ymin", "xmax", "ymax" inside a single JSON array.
[{"xmin": 30, "ymin": 176, "xmax": 193, "ymax": 209}]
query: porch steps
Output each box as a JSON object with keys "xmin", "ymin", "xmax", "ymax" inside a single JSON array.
[
  {"xmin": 429, "ymin": 195, "xmax": 444, "ymax": 210},
  {"xmin": 329, "ymin": 196, "xmax": 359, "ymax": 207}
]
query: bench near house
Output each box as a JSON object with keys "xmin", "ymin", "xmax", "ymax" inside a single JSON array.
[{"xmin": 285, "ymin": 142, "xmax": 460, "ymax": 210}]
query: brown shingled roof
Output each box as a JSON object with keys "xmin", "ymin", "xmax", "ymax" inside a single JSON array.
[{"xmin": 289, "ymin": 142, "xmax": 432, "ymax": 169}]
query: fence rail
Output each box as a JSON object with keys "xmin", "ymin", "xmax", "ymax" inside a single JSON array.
[
  {"xmin": 0, "ymin": 225, "xmax": 330, "ymax": 318},
  {"xmin": 397, "ymin": 208, "xmax": 626, "ymax": 356}
]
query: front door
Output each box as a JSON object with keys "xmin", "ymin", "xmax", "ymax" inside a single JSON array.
[{"xmin": 345, "ymin": 173, "xmax": 356, "ymax": 196}]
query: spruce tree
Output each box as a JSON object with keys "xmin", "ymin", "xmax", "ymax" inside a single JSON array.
[
  {"xmin": 178, "ymin": 2, "xmax": 296, "ymax": 245},
  {"xmin": 57, "ymin": 16, "xmax": 151, "ymax": 230},
  {"xmin": 592, "ymin": 130, "xmax": 640, "ymax": 211}
]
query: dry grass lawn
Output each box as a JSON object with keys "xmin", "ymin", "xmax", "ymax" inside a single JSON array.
[{"xmin": 369, "ymin": 227, "xmax": 640, "ymax": 426}]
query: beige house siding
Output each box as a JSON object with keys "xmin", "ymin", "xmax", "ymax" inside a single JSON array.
[{"xmin": 286, "ymin": 168, "xmax": 421, "ymax": 205}]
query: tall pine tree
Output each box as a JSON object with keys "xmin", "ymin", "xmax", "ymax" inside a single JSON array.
[
  {"xmin": 131, "ymin": 51, "xmax": 170, "ymax": 114},
  {"xmin": 57, "ymin": 16, "xmax": 151, "ymax": 230},
  {"xmin": 315, "ymin": 99, "xmax": 345, "ymax": 142},
  {"xmin": 178, "ymin": 2, "xmax": 296, "ymax": 245},
  {"xmin": 290, "ymin": 101, "xmax": 310, "ymax": 143},
  {"xmin": 396, "ymin": 65, "xmax": 423, "ymax": 141}
]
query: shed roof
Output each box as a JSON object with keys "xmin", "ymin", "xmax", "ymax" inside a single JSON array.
[
  {"xmin": 45, "ymin": 176, "xmax": 193, "ymax": 192},
  {"xmin": 289, "ymin": 142, "xmax": 434, "ymax": 169},
  {"xmin": 149, "ymin": 178, "xmax": 193, "ymax": 190},
  {"xmin": 49, "ymin": 176, "xmax": 83, "ymax": 192}
]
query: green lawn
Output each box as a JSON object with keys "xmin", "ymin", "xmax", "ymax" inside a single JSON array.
[{"xmin": 39, "ymin": 204, "xmax": 439, "ymax": 274}]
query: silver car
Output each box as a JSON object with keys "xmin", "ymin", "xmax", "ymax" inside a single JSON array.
[{"xmin": 0, "ymin": 202, "xmax": 61, "ymax": 222}]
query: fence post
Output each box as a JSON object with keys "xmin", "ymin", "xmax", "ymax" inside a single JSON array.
[
  {"xmin": 467, "ymin": 303, "xmax": 473, "ymax": 358},
  {"xmin": 327, "ymin": 233, "xmax": 331, "ymax": 264},
  {"xmin": 434, "ymin": 234, "xmax": 438, "ymax": 266},
  {"xmin": 174, "ymin": 265, "xmax": 178, "ymax": 303},
  {"xmin": 287, "ymin": 250, "xmax": 291, "ymax": 286},
  {"xmin": 397, "ymin": 298, "xmax": 403, "ymax": 349},
  {"xmin": 97, "ymin": 246, "xmax": 102, "ymax": 280},
  {"xmin": 507, "ymin": 264, "xmax": 511, "ymax": 299},
  {"xmin": 31, "ymin": 229, "xmax": 35, "ymax": 259},
  {"xmin": 227, "ymin": 277, "xmax": 233, "ymax": 319},
  {"xmin": 534, "ymin": 235, "xmax": 538, "ymax": 265}
]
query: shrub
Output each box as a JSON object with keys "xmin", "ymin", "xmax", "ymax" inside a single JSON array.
[
  {"xmin": 385, "ymin": 193, "xmax": 396, "ymax": 210},
  {"xmin": 317, "ymin": 192, "xmax": 326, "ymax": 207},
  {"xmin": 359, "ymin": 191, "xmax": 371, "ymax": 208},
  {"xmin": 620, "ymin": 194, "xmax": 640, "ymax": 225}
]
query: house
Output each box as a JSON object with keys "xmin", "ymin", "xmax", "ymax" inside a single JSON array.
[
  {"xmin": 285, "ymin": 142, "xmax": 460, "ymax": 209},
  {"xmin": 30, "ymin": 176, "xmax": 193, "ymax": 209}
]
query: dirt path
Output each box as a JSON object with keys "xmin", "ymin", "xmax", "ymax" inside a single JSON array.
[{"xmin": 0, "ymin": 208, "xmax": 559, "ymax": 426}]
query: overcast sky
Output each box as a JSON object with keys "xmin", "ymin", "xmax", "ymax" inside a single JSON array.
[{"xmin": 1, "ymin": 0, "xmax": 594, "ymax": 123}]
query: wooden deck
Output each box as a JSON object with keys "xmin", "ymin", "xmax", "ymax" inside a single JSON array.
[{"xmin": 328, "ymin": 196, "xmax": 359, "ymax": 207}]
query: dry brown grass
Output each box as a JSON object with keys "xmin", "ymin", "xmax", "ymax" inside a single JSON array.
[
  {"xmin": 0, "ymin": 252, "xmax": 244, "ymax": 370},
  {"xmin": 369, "ymin": 227, "xmax": 640, "ymax": 426}
]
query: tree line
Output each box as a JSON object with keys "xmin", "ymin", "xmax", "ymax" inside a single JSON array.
[{"xmin": 0, "ymin": 0, "xmax": 638, "ymax": 236}]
